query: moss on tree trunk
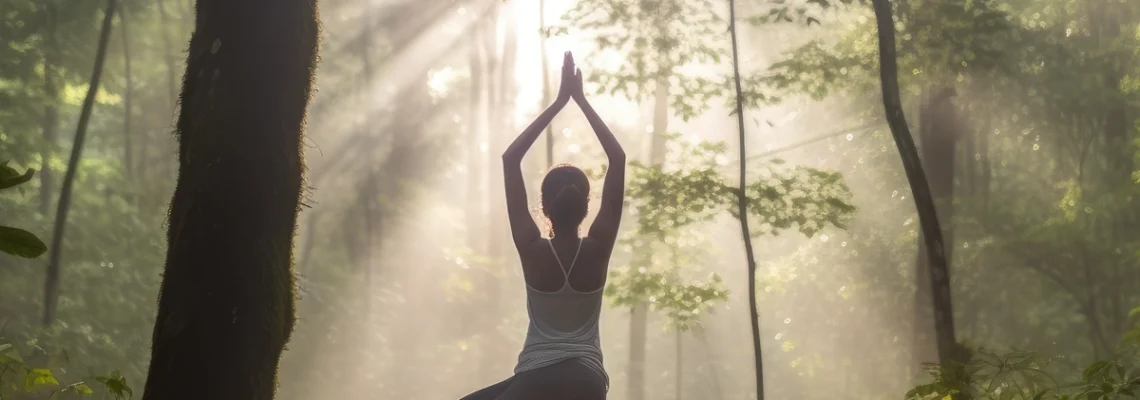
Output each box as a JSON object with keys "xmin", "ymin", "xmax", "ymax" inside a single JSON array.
[{"xmin": 141, "ymin": 1, "xmax": 319, "ymax": 399}]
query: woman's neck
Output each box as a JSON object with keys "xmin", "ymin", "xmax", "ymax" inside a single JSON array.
[{"xmin": 551, "ymin": 227, "xmax": 579, "ymax": 239}]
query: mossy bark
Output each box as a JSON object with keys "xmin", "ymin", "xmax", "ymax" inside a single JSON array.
[{"xmin": 140, "ymin": 1, "xmax": 319, "ymax": 399}]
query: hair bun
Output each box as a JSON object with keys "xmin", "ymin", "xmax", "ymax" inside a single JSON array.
[
  {"xmin": 540, "ymin": 166, "xmax": 591, "ymax": 234},
  {"xmin": 555, "ymin": 184, "xmax": 583, "ymax": 200},
  {"xmin": 552, "ymin": 184, "xmax": 586, "ymax": 216}
]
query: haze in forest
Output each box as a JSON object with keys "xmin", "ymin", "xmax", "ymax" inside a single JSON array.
[{"xmin": 1, "ymin": 0, "xmax": 1138, "ymax": 399}]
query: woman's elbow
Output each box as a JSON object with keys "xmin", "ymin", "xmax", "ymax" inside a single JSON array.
[
  {"xmin": 502, "ymin": 150, "xmax": 521, "ymax": 163},
  {"xmin": 609, "ymin": 151, "xmax": 627, "ymax": 164}
]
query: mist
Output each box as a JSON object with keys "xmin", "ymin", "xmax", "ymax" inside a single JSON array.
[{"xmin": 1, "ymin": 0, "xmax": 1138, "ymax": 399}]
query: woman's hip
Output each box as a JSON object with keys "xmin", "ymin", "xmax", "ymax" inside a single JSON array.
[
  {"xmin": 505, "ymin": 358, "xmax": 607, "ymax": 399},
  {"xmin": 460, "ymin": 358, "xmax": 607, "ymax": 400}
]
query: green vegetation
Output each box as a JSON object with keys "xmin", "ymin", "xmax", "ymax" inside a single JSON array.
[{"xmin": 0, "ymin": 0, "xmax": 1137, "ymax": 399}]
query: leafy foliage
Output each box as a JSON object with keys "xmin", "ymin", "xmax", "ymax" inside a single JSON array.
[
  {"xmin": 0, "ymin": 338, "xmax": 133, "ymax": 399},
  {"xmin": 0, "ymin": 0, "xmax": 187, "ymax": 388},
  {"xmin": 547, "ymin": 0, "xmax": 733, "ymax": 120},
  {"xmin": 0, "ymin": 0, "xmax": 1135, "ymax": 398},
  {"xmin": 732, "ymin": 0, "xmax": 1140, "ymax": 397},
  {"xmin": 600, "ymin": 131, "xmax": 855, "ymax": 334},
  {"xmin": 626, "ymin": 132, "xmax": 855, "ymax": 238},
  {"xmin": 0, "ymin": 162, "xmax": 45, "ymax": 258},
  {"xmin": 906, "ymin": 325, "xmax": 1140, "ymax": 400}
]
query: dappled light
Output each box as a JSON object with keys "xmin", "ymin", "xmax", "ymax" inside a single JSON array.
[{"xmin": 1, "ymin": 0, "xmax": 1139, "ymax": 399}]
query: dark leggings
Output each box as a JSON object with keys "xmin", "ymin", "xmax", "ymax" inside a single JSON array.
[{"xmin": 458, "ymin": 359, "xmax": 607, "ymax": 400}]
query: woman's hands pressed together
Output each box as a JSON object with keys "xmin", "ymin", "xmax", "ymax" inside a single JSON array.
[{"xmin": 556, "ymin": 51, "xmax": 584, "ymax": 104}]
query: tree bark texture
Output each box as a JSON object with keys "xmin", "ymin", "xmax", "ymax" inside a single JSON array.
[{"xmin": 140, "ymin": 0, "xmax": 319, "ymax": 399}]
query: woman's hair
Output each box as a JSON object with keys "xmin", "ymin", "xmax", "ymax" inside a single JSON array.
[{"xmin": 541, "ymin": 164, "xmax": 590, "ymax": 237}]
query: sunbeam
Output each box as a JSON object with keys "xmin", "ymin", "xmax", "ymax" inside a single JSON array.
[{"xmin": 1, "ymin": 0, "xmax": 1138, "ymax": 400}]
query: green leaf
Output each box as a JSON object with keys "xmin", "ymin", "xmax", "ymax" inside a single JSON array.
[
  {"xmin": 24, "ymin": 368, "xmax": 59, "ymax": 391},
  {"xmin": 70, "ymin": 382, "xmax": 95, "ymax": 395},
  {"xmin": 95, "ymin": 371, "xmax": 134, "ymax": 400},
  {"xmin": 0, "ymin": 162, "xmax": 35, "ymax": 190},
  {"xmin": 0, "ymin": 225, "xmax": 48, "ymax": 258},
  {"xmin": 0, "ymin": 343, "xmax": 25, "ymax": 367},
  {"xmin": 1083, "ymin": 360, "xmax": 1114, "ymax": 382}
]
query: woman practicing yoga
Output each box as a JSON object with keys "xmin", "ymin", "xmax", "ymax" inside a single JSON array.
[{"xmin": 459, "ymin": 52, "xmax": 625, "ymax": 400}]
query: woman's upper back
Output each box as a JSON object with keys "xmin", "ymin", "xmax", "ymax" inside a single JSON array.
[{"xmin": 518, "ymin": 236, "xmax": 611, "ymax": 294}]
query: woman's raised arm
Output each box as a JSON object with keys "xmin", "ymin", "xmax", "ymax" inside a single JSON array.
[
  {"xmin": 502, "ymin": 52, "xmax": 577, "ymax": 247},
  {"xmin": 573, "ymin": 82, "xmax": 626, "ymax": 246}
]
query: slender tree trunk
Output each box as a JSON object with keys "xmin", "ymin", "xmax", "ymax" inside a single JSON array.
[
  {"xmin": 539, "ymin": 0, "xmax": 554, "ymax": 169},
  {"xmin": 627, "ymin": 303, "xmax": 650, "ymax": 400},
  {"xmin": 156, "ymin": 0, "xmax": 178, "ymax": 107},
  {"xmin": 154, "ymin": 0, "xmax": 180, "ymax": 184},
  {"xmin": 38, "ymin": 80, "xmax": 58, "ymax": 215},
  {"xmin": 38, "ymin": 2, "xmax": 59, "ymax": 215},
  {"xmin": 628, "ymin": 36, "xmax": 673, "ymax": 400},
  {"xmin": 459, "ymin": 10, "xmax": 486, "ymax": 359},
  {"xmin": 870, "ymin": 0, "xmax": 963, "ymax": 378},
  {"xmin": 42, "ymin": 0, "xmax": 118, "ymax": 326},
  {"xmin": 342, "ymin": 205, "xmax": 364, "ymax": 276},
  {"xmin": 359, "ymin": 6, "xmax": 377, "ymax": 329},
  {"xmin": 140, "ymin": 0, "xmax": 318, "ymax": 398},
  {"xmin": 362, "ymin": 176, "xmax": 375, "ymax": 321},
  {"xmin": 294, "ymin": 9, "xmax": 384, "ymax": 274},
  {"xmin": 295, "ymin": 210, "xmax": 320, "ymax": 274},
  {"xmin": 727, "ymin": 0, "xmax": 764, "ymax": 398},
  {"xmin": 119, "ymin": 3, "xmax": 134, "ymax": 180},
  {"xmin": 479, "ymin": 1, "xmax": 516, "ymax": 379},
  {"xmin": 697, "ymin": 332, "xmax": 726, "ymax": 400},
  {"xmin": 1091, "ymin": 0, "xmax": 1133, "ymax": 183},
  {"xmin": 675, "ymin": 331, "xmax": 683, "ymax": 400},
  {"xmin": 625, "ymin": 101, "xmax": 652, "ymax": 400},
  {"xmin": 960, "ymin": 108, "xmax": 975, "ymax": 197},
  {"xmin": 979, "ymin": 116, "xmax": 991, "ymax": 210},
  {"xmin": 467, "ymin": 18, "xmax": 484, "ymax": 250},
  {"xmin": 911, "ymin": 87, "xmax": 958, "ymax": 369},
  {"xmin": 462, "ymin": 8, "xmax": 492, "ymax": 388}
]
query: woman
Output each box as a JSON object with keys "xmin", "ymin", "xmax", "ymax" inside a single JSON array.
[{"xmin": 459, "ymin": 52, "xmax": 625, "ymax": 400}]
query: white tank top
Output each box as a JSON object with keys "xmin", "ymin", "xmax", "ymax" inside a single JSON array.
[{"xmin": 513, "ymin": 239, "xmax": 609, "ymax": 389}]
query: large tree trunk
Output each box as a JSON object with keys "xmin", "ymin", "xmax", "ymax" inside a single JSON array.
[
  {"xmin": 727, "ymin": 0, "xmax": 764, "ymax": 398},
  {"xmin": 140, "ymin": 0, "xmax": 319, "ymax": 398},
  {"xmin": 42, "ymin": 0, "xmax": 118, "ymax": 326},
  {"xmin": 870, "ymin": 0, "xmax": 963, "ymax": 380}
]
